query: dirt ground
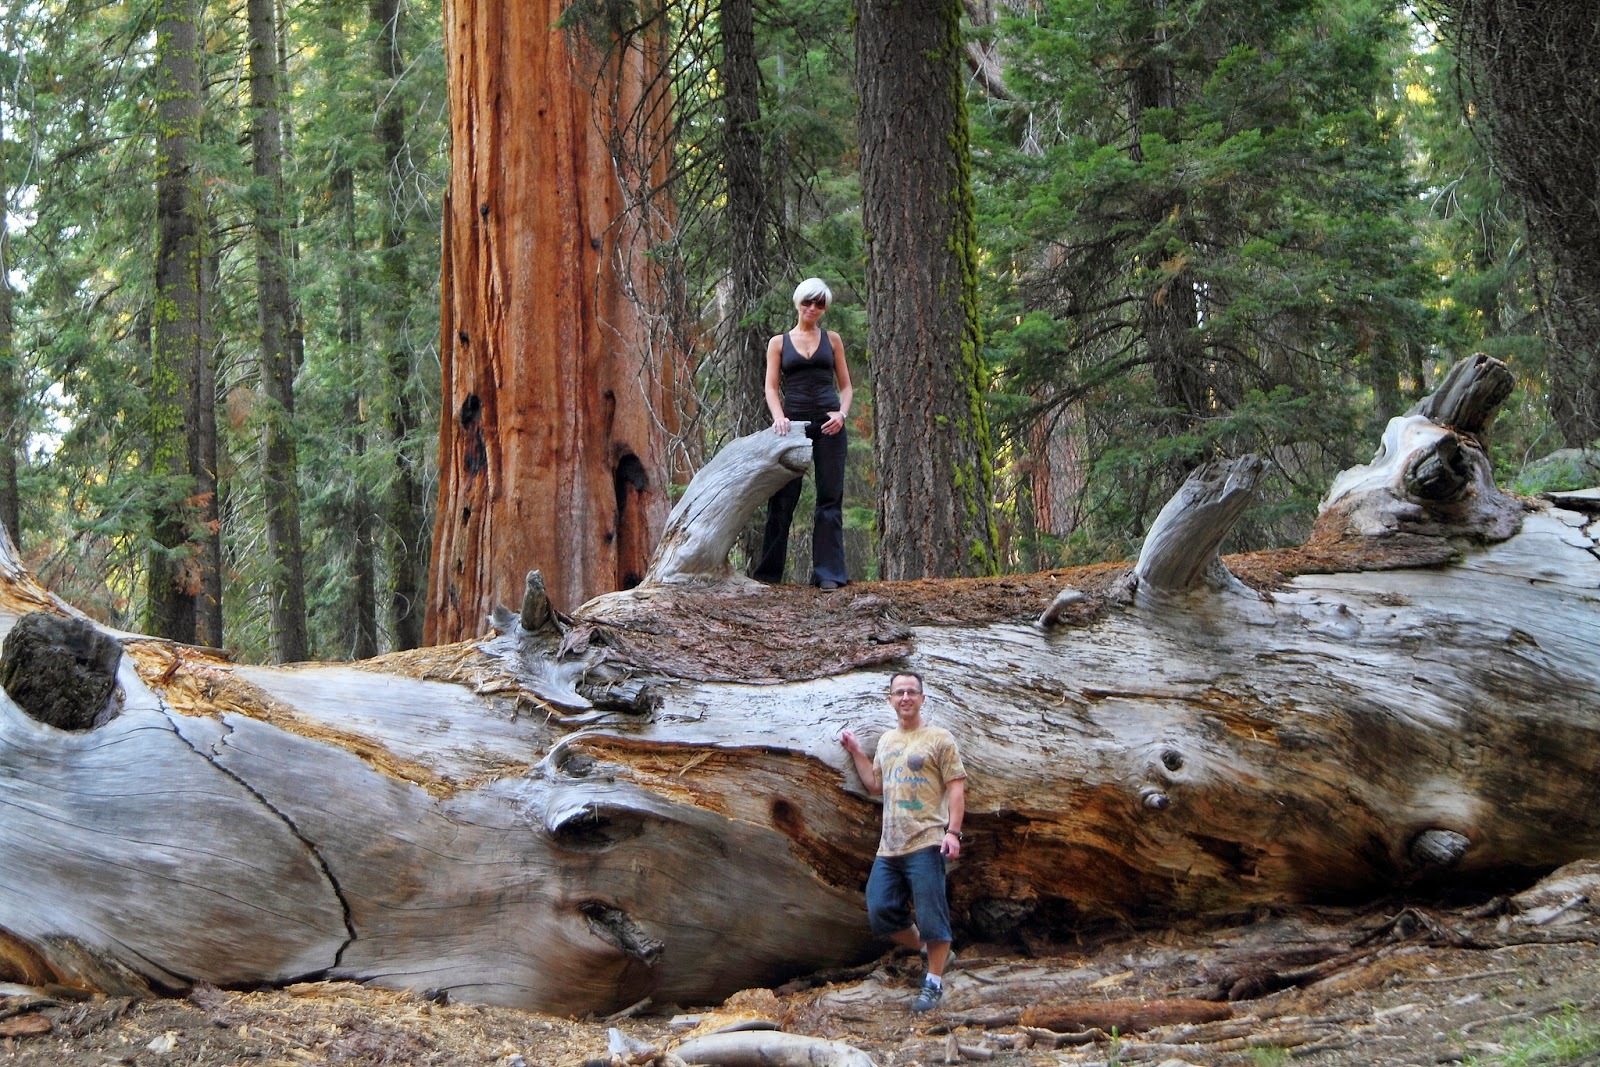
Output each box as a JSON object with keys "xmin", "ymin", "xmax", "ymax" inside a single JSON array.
[{"xmin": 4, "ymin": 865, "xmax": 1599, "ymax": 1067}]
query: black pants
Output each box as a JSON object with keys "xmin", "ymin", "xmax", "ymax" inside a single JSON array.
[{"xmin": 753, "ymin": 416, "xmax": 848, "ymax": 586}]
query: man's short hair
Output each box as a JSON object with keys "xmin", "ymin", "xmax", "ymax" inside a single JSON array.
[{"xmin": 888, "ymin": 670, "xmax": 924, "ymax": 693}]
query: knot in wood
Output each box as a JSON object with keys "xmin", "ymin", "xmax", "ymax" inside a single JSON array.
[
  {"xmin": 1140, "ymin": 786, "xmax": 1171, "ymax": 811},
  {"xmin": 0, "ymin": 612, "xmax": 123, "ymax": 731}
]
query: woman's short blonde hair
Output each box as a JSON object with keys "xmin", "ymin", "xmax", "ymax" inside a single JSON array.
[{"xmin": 792, "ymin": 277, "xmax": 833, "ymax": 310}]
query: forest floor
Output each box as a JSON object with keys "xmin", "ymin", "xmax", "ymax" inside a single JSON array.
[{"xmin": 5, "ymin": 862, "xmax": 1600, "ymax": 1067}]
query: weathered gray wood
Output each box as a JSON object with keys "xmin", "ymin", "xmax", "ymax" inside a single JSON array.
[
  {"xmin": 673, "ymin": 1031, "xmax": 879, "ymax": 1067},
  {"xmin": 1323, "ymin": 356, "xmax": 1523, "ymax": 542},
  {"xmin": 0, "ymin": 356, "xmax": 1596, "ymax": 1016},
  {"xmin": 640, "ymin": 426, "xmax": 812, "ymax": 585},
  {"xmin": 1408, "ymin": 352, "xmax": 1515, "ymax": 435},
  {"xmin": 1131, "ymin": 454, "xmax": 1267, "ymax": 597}
]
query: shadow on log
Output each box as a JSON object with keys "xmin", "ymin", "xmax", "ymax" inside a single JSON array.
[{"xmin": 0, "ymin": 356, "xmax": 1598, "ymax": 1015}]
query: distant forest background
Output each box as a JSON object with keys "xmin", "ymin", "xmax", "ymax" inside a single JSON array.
[{"xmin": 0, "ymin": 0, "xmax": 1594, "ymax": 663}]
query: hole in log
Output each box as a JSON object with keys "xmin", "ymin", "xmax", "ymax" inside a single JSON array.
[
  {"xmin": 459, "ymin": 393, "xmax": 481, "ymax": 428},
  {"xmin": 614, "ymin": 453, "xmax": 649, "ymax": 495},
  {"xmin": 556, "ymin": 750, "xmax": 598, "ymax": 778},
  {"xmin": 1161, "ymin": 749, "xmax": 1184, "ymax": 772},
  {"xmin": 578, "ymin": 901, "xmax": 663, "ymax": 963},
  {"xmin": 551, "ymin": 807, "xmax": 647, "ymax": 853},
  {"xmin": 0, "ymin": 927, "xmax": 58, "ymax": 986},
  {"xmin": 0, "ymin": 613, "xmax": 122, "ymax": 731},
  {"xmin": 970, "ymin": 897, "xmax": 1036, "ymax": 940},
  {"xmin": 612, "ymin": 452, "xmax": 650, "ymax": 590},
  {"xmin": 771, "ymin": 798, "xmax": 804, "ymax": 837},
  {"xmin": 1193, "ymin": 834, "xmax": 1257, "ymax": 876},
  {"xmin": 463, "ymin": 430, "xmax": 487, "ymax": 477}
]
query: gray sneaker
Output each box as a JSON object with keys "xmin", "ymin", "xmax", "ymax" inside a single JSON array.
[{"xmin": 910, "ymin": 977, "xmax": 943, "ymax": 1013}]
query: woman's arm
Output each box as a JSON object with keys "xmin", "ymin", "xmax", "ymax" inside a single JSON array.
[
  {"xmin": 764, "ymin": 335, "xmax": 790, "ymax": 435},
  {"xmin": 822, "ymin": 332, "xmax": 852, "ymax": 435}
]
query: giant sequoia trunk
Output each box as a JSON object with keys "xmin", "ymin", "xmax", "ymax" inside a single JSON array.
[
  {"xmin": 427, "ymin": 0, "xmax": 674, "ymax": 643},
  {"xmin": 1, "ymin": 357, "xmax": 1597, "ymax": 1018}
]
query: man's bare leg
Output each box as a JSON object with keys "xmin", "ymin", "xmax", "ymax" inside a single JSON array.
[
  {"xmin": 925, "ymin": 940, "xmax": 952, "ymax": 979},
  {"xmin": 889, "ymin": 926, "xmax": 924, "ymax": 954}
]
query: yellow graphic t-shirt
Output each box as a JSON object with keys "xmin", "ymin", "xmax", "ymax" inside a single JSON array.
[{"xmin": 873, "ymin": 725, "xmax": 967, "ymax": 857}]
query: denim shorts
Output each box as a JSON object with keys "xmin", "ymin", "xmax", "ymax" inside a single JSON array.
[{"xmin": 865, "ymin": 845, "xmax": 951, "ymax": 944}]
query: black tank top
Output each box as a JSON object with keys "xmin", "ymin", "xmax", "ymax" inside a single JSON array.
[{"xmin": 780, "ymin": 330, "xmax": 840, "ymax": 413}]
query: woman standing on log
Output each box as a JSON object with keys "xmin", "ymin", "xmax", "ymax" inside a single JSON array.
[{"xmin": 753, "ymin": 278, "xmax": 854, "ymax": 589}]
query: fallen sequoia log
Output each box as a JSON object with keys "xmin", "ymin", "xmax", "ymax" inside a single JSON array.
[{"xmin": 0, "ymin": 355, "xmax": 1597, "ymax": 1016}]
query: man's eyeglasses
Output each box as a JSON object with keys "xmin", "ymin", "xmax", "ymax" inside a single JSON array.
[
  {"xmin": 890, "ymin": 688, "xmax": 923, "ymax": 697},
  {"xmin": 800, "ymin": 296, "xmax": 827, "ymax": 308}
]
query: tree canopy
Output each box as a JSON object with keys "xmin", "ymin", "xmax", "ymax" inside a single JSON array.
[{"xmin": 0, "ymin": 0, "xmax": 1590, "ymax": 661}]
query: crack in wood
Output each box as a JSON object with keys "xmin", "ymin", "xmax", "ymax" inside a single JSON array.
[{"xmin": 161, "ymin": 710, "xmax": 358, "ymax": 969}]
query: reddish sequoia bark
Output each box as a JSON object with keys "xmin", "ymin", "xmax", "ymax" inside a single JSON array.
[{"xmin": 428, "ymin": 0, "xmax": 674, "ymax": 642}]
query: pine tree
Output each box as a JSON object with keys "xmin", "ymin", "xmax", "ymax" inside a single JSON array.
[
  {"xmin": 857, "ymin": 0, "xmax": 998, "ymax": 579},
  {"xmin": 980, "ymin": 0, "xmax": 1431, "ymax": 561}
]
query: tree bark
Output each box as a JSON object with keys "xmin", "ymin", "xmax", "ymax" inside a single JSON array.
[
  {"xmin": 370, "ymin": 0, "xmax": 429, "ymax": 652},
  {"xmin": 857, "ymin": 0, "xmax": 998, "ymax": 579},
  {"xmin": 1130, "ymin": 11, "xmax": 1209, "ymax": 469},
  {"xmin": 2, "ymin": 359, "xmax": 1598, "ymax": 1018},
  {"xmin": 194, "ymin": 227, "xmax": 224, "ymax": 650},
  {"xmin": 0, "ymin": 188, "xmax": 18, "ymax": 548},
  {"xmin": 248, "ymin": 0, "xmax": 308, "ymax": 663},
  {"xmin": 333, "ymin": 159, "xmax": 380, "ymax": 661},
  {"xmin": 1444, "ymin": 0, "xmax": 1600, "ymax": 447},
  {"xmin": 427, "ymin": 0, "xmax": 674, "ymax": 641},
  {"xmin": 146, "ymin": 0, "xmax": 208, "ymax": 645},
  {"xmin": 720, "ymin": 0, "xmax": 773, "ymax": 443}
]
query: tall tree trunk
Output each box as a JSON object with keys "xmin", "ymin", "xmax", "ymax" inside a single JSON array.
[
  {"xmin": 248, "ymin": 0, "xmax": 308, "ymax": 662},
  {"xmin": 334, "ymin": 161, "xmax": 379, "ymax": 660},
  {"xmin": 0, "ymin": 18, "xmax": 16, "ymax": 547},
  {"xmin": 1129, "ymin": 13, "xmax": 1208, "ymax": 455},
  {"xmin": 1446, "ymin": 0, "xmax": 1600, "ymax": 447},
  {"xmin": 0, "ymin": 196, "xmax": 18, "ymax": 548},
  {"xmin": 192, "ymin": 234, "xmax": 223, "ymax": 649},
  {"xmin": 720, "ymin": 0, "xmax": 774, "ymax": 569},
  {"xmin": 721, "ymin": 0, "xmax": 771, "ymax": 441},
  {"xmin": 427, "ymin": 0, "xmax": 673, "ymax": 640},
  {"xmin": 369, "ymin": 0, "xmax": 427, "ymax": 651},
  {"xmin": 146, "ymin": 0, "xmax": 208, "ymax": 644},
  {"xmin": 857, "ymin": 0, "xmax": 997, "ymax": 580}
]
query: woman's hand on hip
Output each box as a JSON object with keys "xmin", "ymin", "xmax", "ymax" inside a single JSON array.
[{"xmin": 821, "ymin": 411, "xmax": 845, "ymax": 435}]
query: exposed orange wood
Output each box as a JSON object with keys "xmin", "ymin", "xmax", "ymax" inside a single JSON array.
[{"xmin": 429, "ymin": 0, "xmax": 675, "ymax": 642}]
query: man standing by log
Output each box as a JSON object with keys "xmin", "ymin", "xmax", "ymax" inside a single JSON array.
[{"xmin": 840, "ymin": 671, "xmax": 968, "ymax": 1012}]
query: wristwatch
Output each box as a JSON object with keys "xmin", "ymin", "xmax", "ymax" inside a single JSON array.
[{"xmin": 946, "ymin": 829, "xmax": 963, "ymax": 841}]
